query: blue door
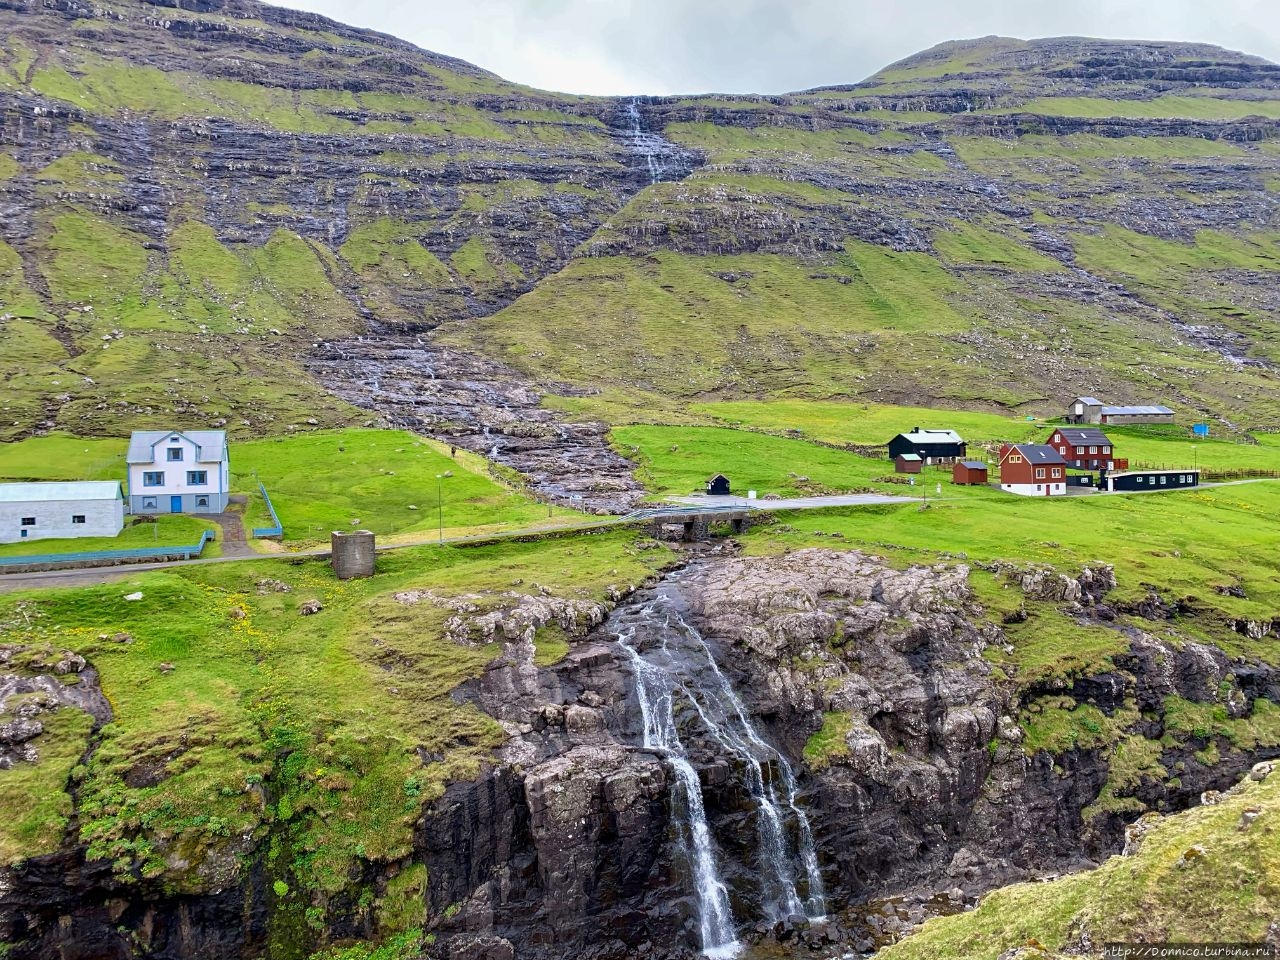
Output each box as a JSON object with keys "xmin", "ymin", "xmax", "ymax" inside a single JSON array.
[{"xmin": 170, "ymin": 495, "xmax": 183, "ymax": 513}]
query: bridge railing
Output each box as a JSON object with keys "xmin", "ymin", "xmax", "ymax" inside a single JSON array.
[{"xmin": 0, "ymin": 529, "xmax": 217, "ymax": 569}]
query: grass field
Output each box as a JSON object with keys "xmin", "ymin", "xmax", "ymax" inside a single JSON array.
[
  {"xmin": 612, "ymin": 423, "xmax": 997, "ymax": 501},
  {"xmin": 234, "ymin": 429, "xmax": 569, "ymax": 546},
  {"xmin": 744, "ymin": 480, "xmax": 1280, "ymax": 659},
  {"xmin": 0, "ymin": 527, "xmax": 673, "ymax": 899}
]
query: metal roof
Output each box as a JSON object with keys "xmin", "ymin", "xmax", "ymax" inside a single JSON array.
[
  {"xmin": 0, "ymin": 481, "xmax": 123, "ymax": 503},
  {"xmin": 1053, "ymin": 427, "xmax": 1112, "ymax": 444},
  {"xmin": 127, "ymin": 430, "xmax": 227, "ymax": 464},
  {"xmin": 1009, "ymin": 444, "xmax": 1066, "ymax": 465},
  {"xmin": 897, "ymin": 453, "xmax": 923, "ymax": 461},
  {"xmin": 959, "ymin": 460, "xmax": 988, "ymax": 469},
  {"xmin": 1073, "ymin": 396, "xmax": 1104, "ymax": 406},
  {"xmin": 895, "ymin": 429, "xmax": 964, "ymax": 444},
  {"xmin": 1101, "ymin": 405, "xmax": 1174, "ymax": 416}
]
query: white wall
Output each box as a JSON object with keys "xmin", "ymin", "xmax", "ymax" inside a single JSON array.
[
  {"xmin": 0, "ymin": 498, "xmax": 124, "ymax": 544},
  {"xmin": 1000, "ymin": 482, "xmax": 1066, "ymax": 497},
  {"xmin": 127, "ymin": 434, "xmax": 226, "ymax": 499}
]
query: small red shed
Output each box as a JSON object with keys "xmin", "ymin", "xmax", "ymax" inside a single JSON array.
[
  {"xmin": 953, "ymin": 460, "xmax": 988, "ymax": 485},
  {"xmin": 895, "ymin": 454, "xmax": 923, "ymax": 474}
]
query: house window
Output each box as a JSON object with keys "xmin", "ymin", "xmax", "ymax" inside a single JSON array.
[
  {"xmin": 167, "ymin": 447, "xmax": 184, "ymax": 461},
  {"xmin": 20, "ymin": 517, "xmax": 35, "ymax": 526},
  {"xmin": 196, "ymin": 496, "xmax": 209, "ymax": 508},
  {"xmin": 1089, "ymin": 446, "xmax": 1097, "ymax": 454},
  {"xmin": 1137, "ymin": 477, "xmax": 1145, "ymax": 484},
  {"xmin": 1051, "ymin": 468, "xmax": 1062, "ymax": 478},
  {"xmin": 1008, "ymin": 455, "xmax": 1023, "ymax": 464},
  {"xmin": 1075, "ymin": 446, "xmax": 1084, "ymax": 454},
  {"xmin": 1035, "ymin": 468, "xmax": 1046, "ymax": 479},
  {"xmin": 1103, "ymin": 446, "xmax": 1111, "ymax": 454},
  {"xmin": 72, "ymin": 515, "xmax": 86, "ymax": 524},
  {"xmin": 1160, "ymin": 476, "xmax": 1167, "ymax": 485},
  {"xmin": 143, "ymin": 471, "xmax": 165, "ymax": 486},
  {"xmin": 142, "ymin": 497, "xmax": 157, "ymax": 510},
  {"xmin": 187, "ymin": 471, "xmax": 207, "ymax": 485}
]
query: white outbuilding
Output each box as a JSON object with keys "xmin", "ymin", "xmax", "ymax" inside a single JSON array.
[{"xmin": 0, "ymin": 481, "xmax": 125, "ymax": 544}]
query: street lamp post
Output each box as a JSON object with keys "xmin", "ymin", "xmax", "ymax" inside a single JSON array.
[{"xmin": 436, "ymin": 471, "xmax": 452, "ymax": 544}]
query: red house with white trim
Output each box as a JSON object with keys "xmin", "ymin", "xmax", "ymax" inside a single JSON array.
[{"xmin": 998, "ymin": 444, "xmax": 1067, "ymax": 497}]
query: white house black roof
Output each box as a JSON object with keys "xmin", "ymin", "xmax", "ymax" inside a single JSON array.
[
  {"xmin": 0, "ymin": 481, "xmax": 123, "ymax": 502},
  {"xmin": 1055, "ymin": 427, "xmax": 1111, "ymax": 445},
  {"xmin": 1007, "ymin": 444, "xmax": 1066, "ymax": 465},
  {"xmin": 127, "ymin": 430, "xmax": 227, "ymax": 464}
]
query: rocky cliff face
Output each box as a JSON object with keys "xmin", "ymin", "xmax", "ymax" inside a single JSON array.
[
  {"xmin": 3, "ymin": 548, "xmax": 1279, "ymax": 958},
  {"xmin": 396, "ymin": 551, "xmax": 1280, "ymax": 958}
]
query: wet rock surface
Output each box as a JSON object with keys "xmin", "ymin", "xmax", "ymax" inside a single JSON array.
[{"xmin": 308, "ymin": 338, "xmax": 646, "ymax": 513}]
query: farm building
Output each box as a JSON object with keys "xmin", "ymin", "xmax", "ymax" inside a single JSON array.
[
  {"xmin": 127, "ymin": 430, "xmax": 230, "ymax": 514},
  {"xmin": 887, "ymin": 427, "xmax": 967, "ymax": 464},
  {"xmin": 1104, "ymin": 469, "xmax": 1200, "ymax": 493},
  {"xmin": 1067, "ymin": 397, "xmax": 1175, "ymax": 425},
  {"xmin": 895, "ymin": 454, "xmax": 923, "ymax": 474},
  {"xmin": 1046, "ymin": 427, "xmax": 1119, "ymax": 471},
  {"xmin": 0, "ymin": 481, "xmax": 125, "ymax": 544},
  {"xmin": 998, "ymin": 444, "xmax": 1067, "ymax": 497},
  {"xmin": 706, "ymin": 474, "xmax": 731, "ymax": 496},
  {"xmin": 953, "ymin": 461, "xmax": 989, "ymax": 485}
]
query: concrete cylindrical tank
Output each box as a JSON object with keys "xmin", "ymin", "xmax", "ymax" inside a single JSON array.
[{"xmin": 331, "ymin": 530, "xmax": 375, "ymax": 580}]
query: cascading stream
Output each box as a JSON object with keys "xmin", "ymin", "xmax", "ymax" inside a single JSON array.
[
  {"xmin": 614, "ymin": 585, "xmax": 826, "ymax": 956},
  {"xmin": 624, "ymin": 99, "xmax": 668, "ymax": 185}
]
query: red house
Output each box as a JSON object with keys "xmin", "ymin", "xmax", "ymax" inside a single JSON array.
[
  {"xmin": 998, "ymin": 443, "xmax": 1067, "ymax": 497},
  {"xmin": 1046, "ymin": 427, "xmax": 1114, "ymax": 471}
]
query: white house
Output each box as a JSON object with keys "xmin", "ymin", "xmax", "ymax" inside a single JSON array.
[
  {"xmin": 126, "ymin": 430, "xmax": 230, "ymax": 514},
  {"xmin": 0, "ymin": 481, "xmax": 125, "ymax": 544}
]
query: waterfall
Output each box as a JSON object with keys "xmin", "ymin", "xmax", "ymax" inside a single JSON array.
[
  {"xmin": 615, "ymin": 588, "xmax": 826, "ymax": 956},
  {"xmin": 620, "ymin": 641, "xmax": 739, "ymax": 958},
  {"xmin": 624, "ymin": 99, "xmax": 666, "ymax": 186}
]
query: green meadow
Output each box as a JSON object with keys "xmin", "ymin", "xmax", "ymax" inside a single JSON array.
[
  {"xmin": 0, "ymin": 529, "xmax": 673, "ymax": 892},
  {"xmin": 0, "ymin": 428, "xmax": 572, "ymax": 551},
  {"xmin": 233, "ymin": 430, "xmax": 566, "ymax": 546}
]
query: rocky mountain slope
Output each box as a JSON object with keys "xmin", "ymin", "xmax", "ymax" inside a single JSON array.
[
  {"xmin": 4, "ymin": 544, "xmax": 1278, "ymax": 959},
  {"xmin": 4, "ymin": 5, "xmax": 1280, "ymax": 501}
]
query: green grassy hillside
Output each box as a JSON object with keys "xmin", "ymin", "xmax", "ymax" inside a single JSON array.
[
  {"xmin": 3, "ymin": 12, "xmax": 1280, "ymax": 441},
  {"xmin": 879, "ymin": 767, "xmax": 1280, "ymax": 958}
]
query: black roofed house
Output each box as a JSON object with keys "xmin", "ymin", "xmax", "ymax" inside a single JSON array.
[
  {"xmin": 1046, "ymin": 426, "xmax": 1115, "ymax": 471},
  {"xmin": 887, "ymin": 427, "xmax": 967, "ymax": 465},
  {"xmin": 998, "ymin": 443, "xmax": 1067, "ymax": 497},
  {"xmin": 706, "ymin": 474, "xmax": 731, "ymax": 496}
]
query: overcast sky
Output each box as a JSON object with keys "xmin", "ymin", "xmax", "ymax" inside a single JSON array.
[{"xmin": 276, "ymin": 0, "xmax": 1280, "ymax": 96}]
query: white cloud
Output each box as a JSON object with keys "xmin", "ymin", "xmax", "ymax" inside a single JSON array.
[{"xmin": 273, "ymin": 0, "xmax": 1280, "ymax": 95}]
